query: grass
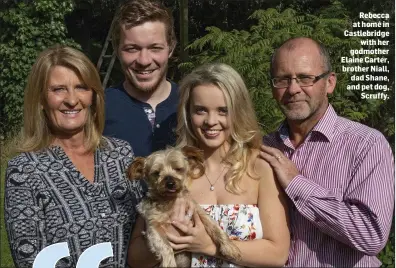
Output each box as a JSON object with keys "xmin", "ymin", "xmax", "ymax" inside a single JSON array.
[
  {"xmin": 1, "ymin": 163, "xmax": 15, "ymax": 268},
  {"xmin": 1, "ymin": 137, "xmax": 17, "ymax": 268}
]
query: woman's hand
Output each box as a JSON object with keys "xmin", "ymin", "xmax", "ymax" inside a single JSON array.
[
  {"xmin": 163, "ymin": 197, "xmax": 195, "ymax": 237},
  {"xmin": 170, "ymin": 196, "xmax": 195, "ymax": 225},
  {"xmin": 165, "ymin": 211, "xmax": 217, "ymax": 256}
]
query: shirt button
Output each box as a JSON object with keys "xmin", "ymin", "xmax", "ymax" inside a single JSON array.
[
  {"xmin": 293, "ymin": 196, "xmax": 299, "ymax": 201},
  {"xmin": 156, "ymin": 124, "xmax": 160, "ymax": 128}
]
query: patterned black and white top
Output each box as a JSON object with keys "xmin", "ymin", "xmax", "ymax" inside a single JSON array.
[{"xmin": 4, "ymin": 137, "xmax": 146, "ymax": 268}]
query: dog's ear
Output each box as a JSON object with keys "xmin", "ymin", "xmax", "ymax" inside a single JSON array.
[
  {"xmin": 182, "ymin": 146, "xmax": 205, "ymax": 179},
  {"xmin": 128, "ymin": 157, "xmax": 145, "ymax": 180}
]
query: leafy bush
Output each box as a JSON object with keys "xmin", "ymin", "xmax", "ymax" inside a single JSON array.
[
  {"xmin": 0, "ymin": 0, "xmax": 80, "ymax": 137},
  {"xmin": 179, "ymin": 1, "xmax": 393, "ymax": 139},
  {"xmin": 379, "ymin": 219, "xmax": 395, "ymax": 268}
]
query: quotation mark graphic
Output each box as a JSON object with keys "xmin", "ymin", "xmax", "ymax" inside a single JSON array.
[{"xmin": 33, "ymin": 242, "xmax": 113, "ymax": 268}]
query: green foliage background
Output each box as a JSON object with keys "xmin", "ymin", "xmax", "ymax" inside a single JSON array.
[
  {"xmin": 0, "ymin": 0, "xmax": 80, "ymax": 137},
  {"xmin": 180, "ymin": 1, "xmax": 394, "ymax": 140}
]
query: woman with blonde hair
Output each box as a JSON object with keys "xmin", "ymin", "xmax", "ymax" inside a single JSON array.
[
  {"xmin": 4, "ymin": 45, "xmax": 145, "ymax": 268},
  {"xmin": 167, "ymin": 62, "xmax": 290, "ymax": 267}
]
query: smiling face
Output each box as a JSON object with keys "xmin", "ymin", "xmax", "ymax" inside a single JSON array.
[
  {"xmin": 189, "ymin": 84, "xmax": 230, "ymax": 151},
  {"xmin": 271, "ymin": 40, "xmax": 335, "ymax": 123},
  {"xmin": 118, "ymin": 21, "xmax": 172, "ymax": 93},
  {"xmin": 44, "ymin": 65, "xmax": 93, "ymax": 137}
]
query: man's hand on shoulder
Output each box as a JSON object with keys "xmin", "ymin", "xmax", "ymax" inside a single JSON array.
[{"xmin": 259, "ymin": 145, "xmax": 299, "ymax": 189}]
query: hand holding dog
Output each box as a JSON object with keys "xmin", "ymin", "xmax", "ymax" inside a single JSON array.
[
  {"xmin": 169, "ymin": 197, "xmax": 195, "ymax": 226},
  {"xmin": 166, "ymin": 211, "xmax": 217, "ymax": 256},
  {"xmin": 128, "ymin": 147, "xmax": 240, "ymax": 266},
  {"xmin": 164, "ymin": 197, "xmax": 195, "ymax": 238}
]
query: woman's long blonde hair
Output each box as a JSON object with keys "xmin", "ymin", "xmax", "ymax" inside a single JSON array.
[
  {"xmin": 19, "ymin": 45, "xmax": 105, "ymax": 153},
  {"xmin": 177, "ymin": 63, "xmax": 262, "ymax": 194}
]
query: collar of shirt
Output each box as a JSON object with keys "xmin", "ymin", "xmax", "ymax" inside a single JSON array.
[
  {"xmin": 118, "ymin": 79, "xmax": 178, "ymax": 108},
  {"xmin": 277, "ymin": 104, "xmax": 338, "ymax": 149}
]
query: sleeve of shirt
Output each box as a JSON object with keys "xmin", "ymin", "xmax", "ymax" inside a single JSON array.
[
  {"xmin": 4, "ymin": 162, "xmax": 46, "ymax": 268},
  {"xmin": 285, "ymin": 134, "xmax": 394, "ymax": 255}
]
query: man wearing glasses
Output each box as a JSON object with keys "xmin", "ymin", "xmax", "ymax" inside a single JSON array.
[{"xmin": 260, "ymin": 37, "xmax": 394, "ymax": 267}]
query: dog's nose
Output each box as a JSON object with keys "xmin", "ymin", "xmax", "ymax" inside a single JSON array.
[{"xmin": 164, "ymin": 176, "xmax": 176, "ymax": 189}]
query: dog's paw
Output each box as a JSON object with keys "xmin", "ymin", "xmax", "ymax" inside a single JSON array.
[{"xmin": 219, "ymin": 242, "xmax": 242, "ymax": 262}]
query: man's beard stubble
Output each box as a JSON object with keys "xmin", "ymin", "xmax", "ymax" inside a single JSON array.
[{"xmin": 125, "ymin": 63, "xmax": 168, "ymax": 94}]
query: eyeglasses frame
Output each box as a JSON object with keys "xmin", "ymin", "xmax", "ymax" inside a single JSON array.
[{"xmin": 271, "ymin": 71, "xmax": 332, "ymax": 88}]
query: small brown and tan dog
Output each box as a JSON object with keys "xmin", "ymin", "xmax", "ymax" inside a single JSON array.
[{"xmin": 128, "ymin": 146, "xmax": 242, "ymax": 267}]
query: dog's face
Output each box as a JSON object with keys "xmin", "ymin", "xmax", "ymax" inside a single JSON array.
[{"xmin": 128, "ymin": 146, "xmax": 204, "ymax": 198}]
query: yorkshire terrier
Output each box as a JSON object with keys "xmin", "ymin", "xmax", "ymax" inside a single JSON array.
[{"xmin": 128, "ymin": 146, "xmax": 242, "ymax": 267}]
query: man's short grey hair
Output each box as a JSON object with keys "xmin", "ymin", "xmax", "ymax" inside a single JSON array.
[{"xmin": 270, "ymin": 37, "xmax": 332, "ymax": 76}]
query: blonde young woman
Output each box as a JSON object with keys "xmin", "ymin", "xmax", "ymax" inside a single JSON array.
[
  {"xmin": 168, "ymin": 63, "xmax": 290, "ymax": 267},
  {"xmin": 128, "ymin": 63, "xmax": 289, "ymax": 267},
  {"xmin": 4, "ymin": 45, "xmax": 145, "ymax": 268}
]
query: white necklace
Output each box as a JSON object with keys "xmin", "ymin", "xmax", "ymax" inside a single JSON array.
[{"xmin": 204, "ymin": 165, "xmax": 226, "ymax": 191}]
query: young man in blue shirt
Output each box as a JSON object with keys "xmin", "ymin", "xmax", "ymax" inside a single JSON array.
[{"xmin": 104, "ymin": 0, "xmax": 178, "ymax": 157}]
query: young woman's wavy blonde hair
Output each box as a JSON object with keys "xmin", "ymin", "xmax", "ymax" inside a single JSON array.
[
  {"xmin": 19, "ymin": 45, "xmax": 105, "ymax": 153},
  {"xmin": 177, "ymin": 63, "xmax": 262, "ymax": 194}
]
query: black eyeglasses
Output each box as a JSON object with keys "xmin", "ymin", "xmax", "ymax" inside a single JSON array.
[{"xmin": 271, "ymin": 71, "xmax": 331, "ymax": 88}]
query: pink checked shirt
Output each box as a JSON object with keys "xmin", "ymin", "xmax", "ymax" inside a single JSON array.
[{"xmin": 264, "ymin": 105, "xmax": 394, "ymax": 267}]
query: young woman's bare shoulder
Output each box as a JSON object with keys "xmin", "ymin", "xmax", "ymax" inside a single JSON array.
[{"xmin": 249, "ymin": 149, "xmax": 273, "ymax": 178}]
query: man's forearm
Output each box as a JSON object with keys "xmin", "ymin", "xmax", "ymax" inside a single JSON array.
[{"xmin": 286, "ymin": 175, "xmax": 394, "ymax": 255}]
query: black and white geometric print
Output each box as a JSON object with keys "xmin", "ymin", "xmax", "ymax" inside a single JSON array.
[{"xmin": 4, "ymin": 137, "xmax": 145, "ymax": 268}]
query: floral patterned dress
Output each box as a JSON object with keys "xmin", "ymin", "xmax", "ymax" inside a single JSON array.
[{"xmin": 191, "ymin": 204, "xmax": 263, "ymax": 267}]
